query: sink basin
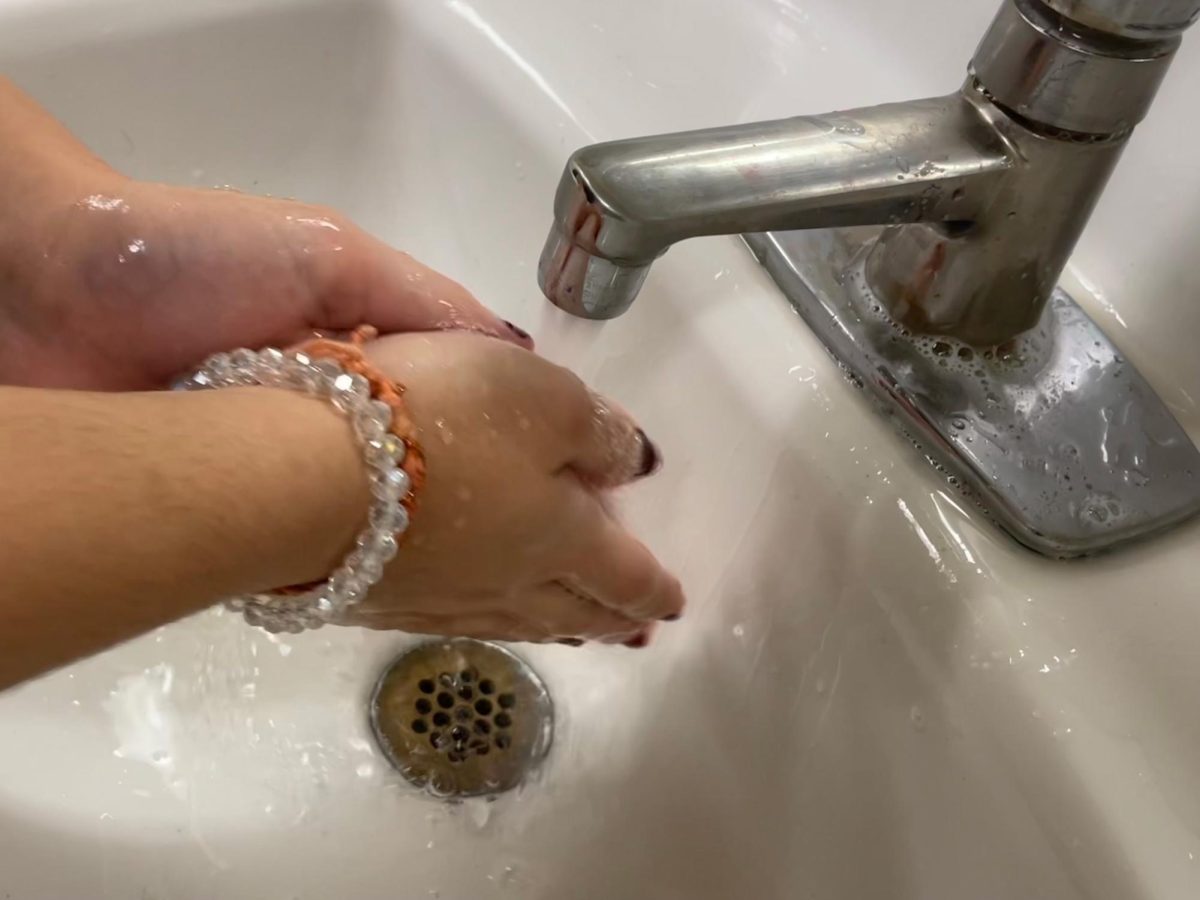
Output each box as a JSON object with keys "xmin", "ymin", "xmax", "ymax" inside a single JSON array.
[{"xmin": 2, "ymin": 0, "xmax": 1199, "ymax": 897}]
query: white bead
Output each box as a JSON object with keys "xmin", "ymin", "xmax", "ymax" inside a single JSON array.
[
  {"xmin": 259, "ymin": 347, "xmax": 286, "ymax": 368},
  {"xmin": 366, "ymin": 400, "xmax": 393, "ymax": 430},
  {"xmin": 374, "ymin": 532, "xmax": 399, "ymax": 561},
  {"xmin": 369, "ymin": 467, "xmax": 410, "ymax": 502},
  {"xmin": 365, "ymin": 433, "xmax": 406, "ymax": 467},
  {"xmin": 355, "ymin": 414, "xmax": 385, "ymax": 443},
  {"xmin": 329, "ymin": 567, "xmax": 361, "ymax": 599},
  {"xmin": 229, "ymin": 348, "xmax": 258, "ymax": 382},
  {"xmin": 331, "ymin": 373, "xmax": 369, "ymax": 412},
  {"xmin": 384, "ymin": 467, "xmax": 411, "ymax": 496},
  {"xmin": 282, "ymin": 353, "xmax": 321, "ymax": 392},
  {"xmin": 312, "ymin": 360, "xmax": 343, "ymax": 395},
  {"xmin": 256, "ymin": 348, "xmax": 287, "ymax": 386},
  {"xmin": 203, "ymin": 353, "xmax": 234, "ymax": 386},
  {"xmin": 384, "ymin": 434, "xmax": 406, "ymax": 465},
  {"xmin": 359, "ymin": 556, "xmax": 384, "ymax": 585},
  {"xmin": 369, "ymin": 502, "xmax": 404, "ymax": 532}
]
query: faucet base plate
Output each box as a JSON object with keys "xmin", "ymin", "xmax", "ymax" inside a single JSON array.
[{"xmin": 745, "ymin": 228, "xmax": 1200, "ymax": 557}]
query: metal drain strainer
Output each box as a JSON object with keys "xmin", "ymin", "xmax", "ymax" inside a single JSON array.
[{"xmin": 369, "ymin": 639, "xmax": 553, "ymax": 798}]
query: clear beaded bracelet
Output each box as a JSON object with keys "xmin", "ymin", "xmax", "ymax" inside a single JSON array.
[{"xmin": 177, "ymin": 332, "xmax": 424, "ymax": 634}]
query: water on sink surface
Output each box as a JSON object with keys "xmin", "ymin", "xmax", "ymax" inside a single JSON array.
[{"xmin": 1, "ymin": 0, "xmax": 1199, "ymax": 896}]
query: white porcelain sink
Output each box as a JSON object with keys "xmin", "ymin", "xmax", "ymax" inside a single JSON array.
[{"xmin": 2, "ymin": 0, "xmax": 1199, "ymax": 897}]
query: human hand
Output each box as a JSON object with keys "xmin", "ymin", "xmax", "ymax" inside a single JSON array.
[
  {"xmin": 0, "ymin": 175, "xmax": 530, "ymax": 390},
  {"xmin": 340, "ymin": 331, "xmax": 683, "ymax": 646}
]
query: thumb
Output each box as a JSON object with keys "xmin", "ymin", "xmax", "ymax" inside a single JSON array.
[
  {"xmin": 332, "ymin": 231, "xmax": 534, "ymax": 349},
  {"xmin": 568, "ymin": 392, "xmax": 662, "ymax": 489}
]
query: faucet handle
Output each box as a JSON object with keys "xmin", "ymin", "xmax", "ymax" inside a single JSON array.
[
  {"xmin": 973, "ymin": 0, "xmax": 1182, "ymax": 134},
  {"xmin": 1042, "ymin": 0, "xmax": 1200, "ymax": 38}
]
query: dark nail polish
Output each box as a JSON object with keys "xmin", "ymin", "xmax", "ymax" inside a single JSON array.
[
  {"xmin": 661, "ymin": 613, "xmax": 681, "ymax": 622},
  {"xmin": 635, "ymin": 428, "xmax": 662, "ymax": 478},
  {"xmin": 503, "ymin": 320, "xmax": 531, "ymax": 341},
  {"xmin": 624, "ymin": 634, "xmax": 649, "ymax": 649},
  {"xmin": 556, "ymin": 638, "xmax": 585, "ymax": 647}
]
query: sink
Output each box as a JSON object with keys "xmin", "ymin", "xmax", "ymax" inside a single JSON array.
[{"xmin": 2, "ymin": 0, "xmax": 1199, "ymax": 897}]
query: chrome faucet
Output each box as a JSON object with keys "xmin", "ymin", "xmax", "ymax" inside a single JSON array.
[{"xmin": 539, "ymin": 0, "xmax": 1200, "ymax": 557}]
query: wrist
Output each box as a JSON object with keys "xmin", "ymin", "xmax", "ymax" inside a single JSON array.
[
  {"xmin": 182, "ymin": 339, "xmax": 424, "ymax": 631},
  {"xmin": 204, "ymin": 386, "xmax": 371, "ymax": 594}
]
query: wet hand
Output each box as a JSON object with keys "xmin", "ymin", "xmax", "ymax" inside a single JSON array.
[
  {"xmin": 0, "ymin": 176, "xmax": 530, "ymax": 390},
  {"xmin": 342, "ymin": 331, "xmax": 683, "ymax": 645}
]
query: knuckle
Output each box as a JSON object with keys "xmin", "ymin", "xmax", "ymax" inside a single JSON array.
[
  {"xmin": 556, "ymin": 372, "xmax": 596, "ymax": 439},
  {"xmin": 621, "ymin": 565, "xmax": 665, "ymax": 616}
]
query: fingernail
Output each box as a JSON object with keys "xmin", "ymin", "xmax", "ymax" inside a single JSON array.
[
  {"xmin": 503, "ymin": 320, "xmax": 531, "ymax": 341},
  {"xmin": 661, "ymin": 613, "xmax": 681, "ymax": 622},
  {"xmin": 556, "ymin": 638, "xmax": 585, "ymax": 647},
  {"xmin": 635, "ymin": 428, "xmax": 662, "ymax": 478},
  {"xmin": 624, "ymin": 633, "xmax": 650, "ymax": 649}
]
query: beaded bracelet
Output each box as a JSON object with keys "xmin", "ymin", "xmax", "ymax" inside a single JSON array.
[{"xmin": 178, "ymin": 330, "xmax": 424, "ymax": 634}]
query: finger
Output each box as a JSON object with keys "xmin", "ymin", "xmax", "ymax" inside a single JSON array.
[
  {"xmin": 349, "ymin": 610, "xmax": 526, "ymax": 641},
  {"xmin": 339, "ymin": 584, "xmax": 646, "ymax": 645},
  {"xmin": 519, "ymin": 582, "xmax": 646, "ymax": 643},
  {"xmin": 566, "ymin": 391, "xmax": 661, "ymax": 488},
  {"xmin": 335, "ymin": 232, "xmax": 534, "ymax": 349},
  {"xmin": 477, "ymin": 352, "xmax": 640, "ymax": 476},
  {"xmin": 558, "ymin": 504, "xmax": 685, "ymax": 623}
]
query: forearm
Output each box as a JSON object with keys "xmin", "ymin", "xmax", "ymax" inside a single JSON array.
[{"xmin": 0, "ymin": 386, "xmax": 366, "ymax": 688}]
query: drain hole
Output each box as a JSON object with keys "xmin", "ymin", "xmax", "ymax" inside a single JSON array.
[{"xmin": 369, "ymin": 639, "xmax": 554, "ymax": 799}]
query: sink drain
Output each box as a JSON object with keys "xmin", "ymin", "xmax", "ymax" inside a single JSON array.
[{"xmin": 369, "ymin": 639, "xmax": 553, "ymax": 798}]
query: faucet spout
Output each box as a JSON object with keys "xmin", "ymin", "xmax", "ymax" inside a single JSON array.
[
  {"xmin": 538, "ymin": 92, "xmax": 1010, "ymax": 319},
  {"xmin": 534, "ymin": 0, "xmax": 1200, "ymax": 556}
]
